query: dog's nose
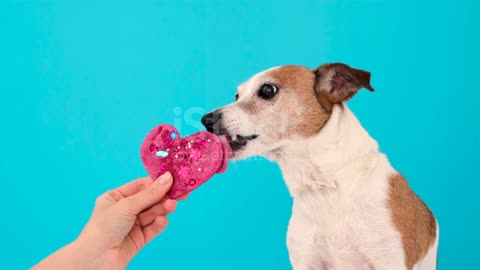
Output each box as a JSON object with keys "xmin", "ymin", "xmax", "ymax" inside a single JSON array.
[{"xmin": 201, "ymin": 110, "xmax": 222, "ymax": 133}]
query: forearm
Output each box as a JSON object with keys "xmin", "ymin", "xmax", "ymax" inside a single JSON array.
[{"xmin": 31, "ymin": 239, "xmax": 111, "ymax": 270}]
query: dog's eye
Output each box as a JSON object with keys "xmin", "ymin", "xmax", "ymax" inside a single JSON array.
[
  {"xmin": 258, "ymin": 83, "xmax": 278, "ymax": 100},
  {"xmin": 235, "ymin": 94, "xmax": 239, "ymax": 101}
]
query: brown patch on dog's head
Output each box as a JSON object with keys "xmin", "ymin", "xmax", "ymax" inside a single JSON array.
[
  {"xmin": 205, "ymin": 63, "xmax": 374, "ymax": 159},
  {"xmin": 388, "ymin": 173, "xmax": 437, "ymax": 270},
  {"xmin": 266, "ymin": 65, "xmax": 331, "ymax": 137},
  {"xmin": 232, "ymin": 65, "xmax": 330, "ymax": 140}
]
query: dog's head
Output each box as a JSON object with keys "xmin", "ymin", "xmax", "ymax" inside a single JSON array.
[{"xmin": 201, "ymin": 63, "xmax": 374, "ymax": 159}]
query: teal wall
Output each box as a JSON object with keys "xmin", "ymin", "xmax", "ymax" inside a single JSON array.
[{"xmin": 0, "ymin": 1, "xmax": 478, "ymax": 269}]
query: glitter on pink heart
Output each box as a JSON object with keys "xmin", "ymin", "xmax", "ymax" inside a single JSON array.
[
  {"xmin": 189, "ymin": 148, "xmax": 202, "ymax": 161},
  {"xmin": 186, "ymin": 179, "xmax": 196, "ymax": 186},
  {"xmin": 177, "ymin": 165, "xmax": 190, "ymax": 177},
  {"xmin": 149, "ymin": 144, "xmax": 158, "ymax": 152},
  {"xmin": 161, "ymin": 130, "xmax": 170, "ymax": 140},
  {"xmin": 140, "ymin": 124, "xmax": 232, "ymax": 199}
]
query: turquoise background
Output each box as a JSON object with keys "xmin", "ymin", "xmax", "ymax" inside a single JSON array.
[{"xmin": 0, "ymin": 1, "xmax": 478, "ymax": 269}]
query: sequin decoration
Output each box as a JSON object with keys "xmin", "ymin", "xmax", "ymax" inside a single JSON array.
[
  {"xmin": 149, "ymin": 144, "xmax": 158, "ymax": 152},
  {"xmin": 187, "ymin": 179, "xmax": 197, "ymax": 186},
  {"xmin": 196, "ymin": 139, "xmax": 206, "ymax": 147},
  {"xmin": 155, "ymin": 150, "xmax": 168, "ymax": 158},
  {"xmin": 170, "ymin": 131, "xmax": 177, "ymax": 140}
]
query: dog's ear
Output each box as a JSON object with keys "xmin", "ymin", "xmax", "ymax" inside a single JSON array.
[{"xmin": 314, "ymin": 63, "xmax": 374, "ymax": 110}]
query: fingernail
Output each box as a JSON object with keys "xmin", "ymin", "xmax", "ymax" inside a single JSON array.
[{"xmin": 157, "ymin": 172, "xmax": 172, "ymax": 185}]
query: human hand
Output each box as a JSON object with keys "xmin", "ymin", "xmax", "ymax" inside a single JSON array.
[
  {"xmin": 33, "ymin": 172, "xmax": 186, "ymax": 270},
  {"xmin": 77, "ymin": 172, "xmax": 186, "ymax": 269}
]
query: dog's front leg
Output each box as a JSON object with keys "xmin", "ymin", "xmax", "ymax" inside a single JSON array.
[
  {"xmin": 287, "ymin": 234, "xmax": 329, "ymax": 270},
  {"xmin": 287, "ymin": 213, "xmax": 328, "ymax": 270}
]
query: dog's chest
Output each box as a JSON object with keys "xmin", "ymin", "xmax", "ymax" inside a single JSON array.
[
  {"xmin": 283, "ymin": 157, "xmax": 405, "ymax": 268},
  {"xmin": 288, "ymin": 189, "xmax": 402, "ymax": 269},
  {"xmin": 292, "ymin": 185, "xmax": 388, "ymax": 239}
]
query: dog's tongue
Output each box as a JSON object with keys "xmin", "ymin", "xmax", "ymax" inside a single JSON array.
[{"xmin": 217, "ymin": 135, "xmax": 232, "ymax": 173}]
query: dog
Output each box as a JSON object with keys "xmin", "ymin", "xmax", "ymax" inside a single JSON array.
[{"xmin": 201, "ymin": 63, "xmax": 439, "ymax": 270}]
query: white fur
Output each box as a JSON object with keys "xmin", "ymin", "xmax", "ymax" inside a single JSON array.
[
  {"xmin": 222, "ymin": 67, "xmax": 311, "ymax": 160},
  {"xmin": 276, "ymin": 104, "xmax": 406, "ymax": 269},
  {"xmin": 222, "ymin": 67, "xmax": 296, "ymax": 159},
  {"xmin": 219, "ymin": 68, "xmax": 438, "ymax": 269}
]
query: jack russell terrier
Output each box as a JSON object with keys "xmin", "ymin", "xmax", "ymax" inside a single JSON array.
[{"xmin": 201, "ymin": 63, "xmax": 439, "ymax": 270}]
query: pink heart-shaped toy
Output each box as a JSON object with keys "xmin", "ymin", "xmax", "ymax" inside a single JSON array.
[{"xmin": 140, "ymin": 124, "xmax": 232, "ymax": 199}]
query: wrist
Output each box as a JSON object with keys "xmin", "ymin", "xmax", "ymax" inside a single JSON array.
[
  {"xmin": 73, "ymin": 230, "xmax": 109, "ymax": 259},
  {"xmin": 63, "ymin": 239, "xmax": 108, "ymax": 270},
  {"xmin": 72, "ymin": 237, "xmax": 131, "ymax": 270},
  {"xmin": 32, "ymin": 239, "xmax": 112, "ymax": 270},
  {"xmin": 70, "ymin": 238, "xmax": 105, "ymax": 262}
]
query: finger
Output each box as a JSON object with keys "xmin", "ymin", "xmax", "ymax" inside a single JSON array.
[
  {"xmin": 96, "ymin": 177, "xmax": 153, "ymax": 208},
  {"xmin": 133, "ymin": 196, "xmax": 170, "ymax": 226},
  {"xmin": 138, "ymin": 199, "xmax": 177, "ymax": 227},
  {"xmin": 122, "ymin": 172, "xmax": 173, "ymax": 214},
  {"xmin": 115, "ymin": 177, "xmax": 153, "ymax": 198},
  {"xmin": 143, "ymin": 216, "xmax": 169, "ymax": 244},
  {"xmin": 177, "ymin": 193, "xmax": 190, "ymax": 201},
  {"xmin": 96, "ymin": 190, "xmax": 124, "ymax": 208}
]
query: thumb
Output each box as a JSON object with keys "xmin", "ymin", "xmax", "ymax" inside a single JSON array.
[{"xmin": 123, "ymin": 172, "xmax": 173, "ymax": 214}]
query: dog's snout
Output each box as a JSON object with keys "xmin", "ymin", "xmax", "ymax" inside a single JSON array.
[{"xmin": 201, "ymin": 110, "xmax": 223, "ymax": 134}]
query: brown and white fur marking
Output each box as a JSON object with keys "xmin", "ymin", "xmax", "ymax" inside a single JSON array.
[{"xmin": 201, "ymin": 63, "xmax": 438, "ymax": 270}]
